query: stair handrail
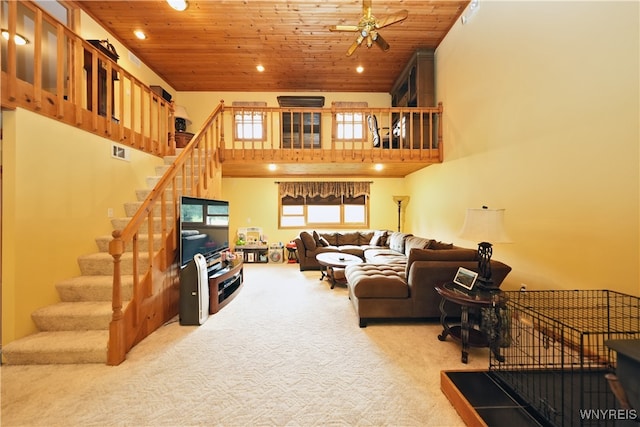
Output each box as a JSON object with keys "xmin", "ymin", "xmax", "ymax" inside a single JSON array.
[{"xmin": 107, "ymin": 101, "xmax": 226, "ymax": 365}]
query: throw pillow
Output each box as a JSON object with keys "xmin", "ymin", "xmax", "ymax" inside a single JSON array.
[
  {"xmin": 388, "ymin": 232, "xmax": 413, "ymax": 253},
  {"xmin": 313, "ymin": 231, "xmax": 323, "ymax": 246},
  {"xmin": 378, "ymin": 230, "xmax": 390, "ymax": 247},
  {"xmin": 300, "ymin": 231, "xmax": 316, "ymax": 250},
  {"xmin": 369, "ymin": 230, "xmax": 384, "ymax": 246},
  {"xmin": 318, "ymin": 236, "xmax": 330, "ymax": 247},
  {"xmin": 404, "ymin": 236, "xmax": 432, "ymax": 256},
  {"xmin": 429, "ymin": 240, "xmax": 454, "ymax": 250}
]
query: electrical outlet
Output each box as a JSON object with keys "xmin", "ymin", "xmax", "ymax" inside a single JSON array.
[
  {"xmin": 520, "ymin": 284, "xmax": 527, "ymax": 292},
  {"xmin": 107, "ymin": 208, "xmax": 114, "ymax": 218}
]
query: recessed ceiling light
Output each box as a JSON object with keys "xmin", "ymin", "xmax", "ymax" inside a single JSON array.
[
  {"xmin": 375, "ymin": 164, "xmax": 383, "ymax": 171},
  {"xmin": 256, "ymin": 64, "xmax": 265, "ymax": 72},
  {"xmin": 134, "ymin": 30, "xmax": 146, "ymax": 40},
  {"xmin": 268, "ymin": 164, "xmax": 277, "ymax": 171},
  {"xmin": 356, "ymin": 66, "xmax": 364, "ymax": 73},
  {"xmin": 1, "ymin": 29, "xmax": 29, "ymax": 45},
  {"xmin": 167, "ymin": 0, "xmax": 188, "ymax": 11}
]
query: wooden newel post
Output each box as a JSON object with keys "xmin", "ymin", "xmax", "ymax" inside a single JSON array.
[{"xmin": 108, "ymin": 230, "xmax": 126, "ymax": 365}]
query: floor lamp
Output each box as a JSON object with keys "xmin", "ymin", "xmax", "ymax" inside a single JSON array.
[
  {"xmin": 459, "ymin": 206, "xmax": 511, "ymax": 291},
  {"xmin": 392, "ymin": 196, "xmax": 409, "ymax": 232}
]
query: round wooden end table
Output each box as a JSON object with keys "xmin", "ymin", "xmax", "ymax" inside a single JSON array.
[{"xmin": 435, "ymin": 282, "xmax": 508, "ymax": 364}]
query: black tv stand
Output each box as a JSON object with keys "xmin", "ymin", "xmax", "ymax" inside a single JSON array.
[{"xmin": 209, "ymin": 260, "xmax": 243, "ymax": 314}]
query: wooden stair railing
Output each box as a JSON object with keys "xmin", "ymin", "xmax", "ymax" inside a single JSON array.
[
  {"xmin": 1, "ymin": 0, "xmax": 176, "ymax": 158},
  {"xmin": 107, "ymin": 101, "xmax": 225, "ymax": 366}
]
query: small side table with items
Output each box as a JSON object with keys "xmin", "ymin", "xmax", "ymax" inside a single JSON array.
[
  {"xmin": 435, "ymin": 282, "xmax": 509, "ymax": 363},
  {"xmin": 286, "ymin": 241, "xmax": 298, "ymax": 263}
]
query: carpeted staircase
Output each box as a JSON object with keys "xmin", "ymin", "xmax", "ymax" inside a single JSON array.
[{"xmin": 2, "ymin": 153, "xmax": 185, "ymax": 365}]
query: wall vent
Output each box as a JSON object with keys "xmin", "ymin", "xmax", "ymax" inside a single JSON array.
[{"xmin": 112, "ymin": 144, "xmax": 130, "ymax": 161}]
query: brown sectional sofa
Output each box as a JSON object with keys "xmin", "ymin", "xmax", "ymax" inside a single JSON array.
[
  {"xmin": 294, "ymin": 230, "xmax": 512, "ymax": 327},
  {"xmin": 293, "ymin": 230, "xmax": 383, "ymax": 271}
]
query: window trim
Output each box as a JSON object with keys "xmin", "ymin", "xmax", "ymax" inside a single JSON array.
[
  {"xmin": 278, "ymin": 182, "xmax": 371, "ymax": 229},
  {"xmin": 334, "ymin": 111, "xmax": 366, "ymax": 143},
  {"xmin": 232, "ymin": 109, "xmax": 267, "ymax": 142}
]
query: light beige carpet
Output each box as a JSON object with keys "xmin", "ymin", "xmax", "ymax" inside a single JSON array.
[{"xmin": 1, "ymin": 263, "xmax": 490, "ymax": 426}]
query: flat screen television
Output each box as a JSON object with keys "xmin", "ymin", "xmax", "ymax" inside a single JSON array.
[{"xmin": 179, "ymin": 196, "xmax": 230, "ymax": 267}]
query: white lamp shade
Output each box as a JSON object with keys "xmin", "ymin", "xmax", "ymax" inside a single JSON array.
[
  {"xmin": 173, "ymin": 105, "xmax": 191, "ymax": 123},
  {"xmin": 459, "ymin": 208, "xmax": 512, "ymax": 244}
]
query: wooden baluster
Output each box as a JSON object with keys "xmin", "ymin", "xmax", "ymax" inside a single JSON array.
[
  {"xmin": 33, "ymin": 9, "xmax": 43, "ymax": 110},
  {"xmin": 108, "ymin": 231, "xmax": 126, "ymax": 365}
]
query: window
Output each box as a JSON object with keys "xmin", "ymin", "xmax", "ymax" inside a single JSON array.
[
  {"xmin": 278, "ymin": 182, "xmax": 369, "ymax": 228},
  {"xmin": 233, "ymin": 110, "xmax": 266, "ymax": 141},
  {"xmin": 335, "ymin": 112, "xmax": 365, "ymax": 142}
]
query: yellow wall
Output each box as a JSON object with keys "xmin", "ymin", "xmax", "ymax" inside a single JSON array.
[
  {"xmin": 2, "ymin": 109, "xmax": 164, "ymax": 344},
  {"xmin": 221, "ymin": 177, "xmax": 404, "ymax": 246},
  {"xmin": 175, "ymin": 92, "xmax": 391, "ymax": 135},
  {"xmin": 406, "ymin": 1, "xmax": 639, "ymax": 294}
]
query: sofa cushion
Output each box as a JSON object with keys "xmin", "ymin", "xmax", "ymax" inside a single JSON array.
[
  {"xmin": 338, "ymin": 245, "xmax": 366, "ymax": 258},
  {"xmin": 388, "ymin": 232, "xmax": 412, "ymax": 253},
  {"xmin": 321, "ymin": 232, "xmax": 339, "ymax": 246},
  {"xmin": 345, "ymin": 264, "xmax": 408, "ymax": 298},
  {"xmin": 408, "ymin": 247, "xmax": 477, "ymax": 262},
  {"xmin": 429, "ymin": 240, "xmax": 455, "ymax": 250},
  {"xmin": 364, "ymin": 248, "xmax": 406, "ymax": 264},
  {"xmin": 337, "ymin": 232, "xmax": 360, "ymax": 246},
  {"xmin": 300, "ymin": 231, "xmax": 316, "ymax": 251},
  {"xmin": 359, "ymin": 231, "xmax": 375, "ymax": 245},
  {"xmin": 404, "ymin": 236, "xmax": 431, "ymax": 256}
]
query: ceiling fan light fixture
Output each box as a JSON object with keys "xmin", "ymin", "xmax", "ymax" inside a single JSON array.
[
  {"xmin": 329, "ymin": 1, "xmax": 408, "ymax": 56},
  {"xmin": 167, "ymin": 0, "xmax": 188, "ymax": 11}
]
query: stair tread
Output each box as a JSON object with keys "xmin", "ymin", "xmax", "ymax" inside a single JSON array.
[
  {"xmin": 2, "ymin": 331, "xmax": 108, "ymax": 364},
  {"xmin": 4, "ymin": 330, "xmax": 108, "ymax": 350},
  {"xmin": 33, "ymin": 301, "xmax": 114, "ymax": 316},
  {"xmin": 57, "ymin": 275, "xmax": 135, "ymax": 285}
]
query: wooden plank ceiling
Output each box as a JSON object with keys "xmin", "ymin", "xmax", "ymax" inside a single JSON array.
[
  {"xmin": 76, "ymin": 0, "xmax": 469, "ymax": 93},
  {"xmin": 76, "ymin": 0, "xmax": 468, "ymax": 177}
]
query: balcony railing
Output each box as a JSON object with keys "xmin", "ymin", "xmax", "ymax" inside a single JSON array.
[
  {"xmin": 223, "ymin": 104, "xmax": 443, "ymax": 165},
  {"xmin": 1, "ymin": 0, "xmax": 177, "ymax": 157}
]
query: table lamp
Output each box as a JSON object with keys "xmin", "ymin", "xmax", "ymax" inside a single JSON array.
[
  {"xmin": 459, "ymin": 206, "xmax": 511, "ymax": 291},
  {"xmin": 174, "ymin": 104, "xmax": 191, "ymax": 132}
]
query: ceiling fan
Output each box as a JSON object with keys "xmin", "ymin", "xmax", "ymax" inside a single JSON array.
[{"xmin": 329, "ymin": 0, "xmax": 408, "ymax": 57}]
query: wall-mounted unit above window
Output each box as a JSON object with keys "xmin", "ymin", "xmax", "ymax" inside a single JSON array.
[{"xmin": 277, "ymin": 96, "xmax": 325, "ymax": 149}]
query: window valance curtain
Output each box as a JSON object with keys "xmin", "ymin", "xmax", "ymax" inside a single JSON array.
[{"xmin": 278, "ymin": 181, "xmax": 370, "ymax": 199}]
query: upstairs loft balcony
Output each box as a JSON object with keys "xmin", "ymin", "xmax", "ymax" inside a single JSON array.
[
  {"xmin": 220, "ymin": 103, "xmax": 443, "ymax": 177},
  {"xmin": 1, "ymin": 0, "xmax": 443, "ymax": 178}
]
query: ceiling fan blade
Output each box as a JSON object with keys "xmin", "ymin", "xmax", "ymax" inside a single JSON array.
[
  {"xmin": 329, "ymin": 25, "xmax": 359, "ymax": 32},
  {"xmin": 346, "ymin": 35, "xmax": 364, "ymax": 56},
  {"xmin": 374, "ymin": 32, "xmax": 390, "ymax": 52},
  {"xmin": 375, "ymin": 10, "xmax": 409, "ymax": 29}
]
